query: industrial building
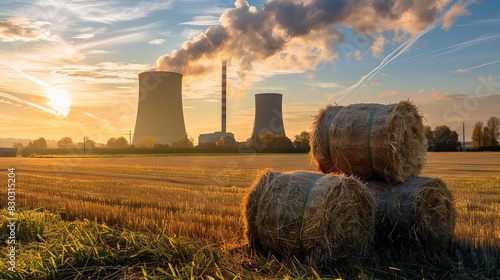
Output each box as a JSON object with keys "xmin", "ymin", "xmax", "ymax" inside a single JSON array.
[
  {"xmin": 198, "ymin": 60, "xmax": 236, "ymax": 146},
  {"xmin": 251, "ymin": 93, "xmax": 286, "ymax": 137},
  {"xmin": 132, "ymin": 71, "xmax": 187, "ymax": 146},
  {"xmin": 0, "ymin": 148, "xmax": 17, "ymax": 157}
]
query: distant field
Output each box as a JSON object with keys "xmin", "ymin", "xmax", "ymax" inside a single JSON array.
[{"xmin": 1, "ymin": 152, "xmax": 499, "ymax": 279}]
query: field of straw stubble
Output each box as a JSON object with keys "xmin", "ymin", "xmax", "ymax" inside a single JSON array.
[{"xmin": 0, "ymin": 153, "xmax": 499, "ymax": 279}]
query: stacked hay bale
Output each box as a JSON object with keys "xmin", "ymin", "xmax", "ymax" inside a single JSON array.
[
  {"xmin": 243, "ymin": 169, "xmax": 377, "ymax": 268},
  {"xmin": 310, "ymin": 101, "xmax": 427, "ymax": 183},
  {"xmin": 309, "ymin": 101, "xmax": 456, "ymax": 250}
]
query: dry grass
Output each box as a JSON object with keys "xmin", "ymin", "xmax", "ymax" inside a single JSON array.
[{"xmin": 0, "ymin": 152, "xmax": 499, "ymax": 279}]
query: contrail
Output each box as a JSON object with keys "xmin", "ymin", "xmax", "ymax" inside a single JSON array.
[
  {"xmin": 458, "ymin": 58, "xmax": 500, "ymax": 72},
  {"xmin": 395, "ymin": 33, "xmax": 500, "ymax": 63},
  {"xmin": 9, "ymin": 66, "xmax": 71, "ymax": 117},
  {"xmin": 340, "ymin": 0, "xmax": 477, "ymax": 104},
  {"xmin": 9, "ymin": 66, "xmax": 51, "ymax": 87},
  {"xmin": 340, "ymin": 23, "xmax": 436, "ymax": 104},
  {"xmin": 0, "ymin": 91, "xmax": 58, "ymax": 115}
]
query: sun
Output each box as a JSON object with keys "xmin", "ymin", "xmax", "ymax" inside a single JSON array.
[{"xmin": 45, "ymin": 87, "xmax": 71, "ymax": 118}]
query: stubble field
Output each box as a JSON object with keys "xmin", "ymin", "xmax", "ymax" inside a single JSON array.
[{"xmin": 1, "ymin": 153, "xmax": 499, "ymax": 279}]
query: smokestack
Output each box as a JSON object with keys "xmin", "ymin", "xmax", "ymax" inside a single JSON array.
[
  {"xmin": 252, "ymin": 93, "xmax": 286, "ymax": 137},
  {"xmin": 221, "ymin": 60, "xmax": 227, "ymax": 134},
  {"xmin": 133, "ymin": 71, "xmax": 187, "ymax": 146}
]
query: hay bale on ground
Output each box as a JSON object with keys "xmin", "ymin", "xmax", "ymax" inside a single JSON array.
[
  {"xmin": 365, "ymin": 177, "xmax": 456, "ymax": 251},
  {"xmin": 243, "ymin": 170, "xmax": 377, "ymax": 268},
  {"xmin": 310, "ymin": 101, "xmax": 427, "ymax": 183}
]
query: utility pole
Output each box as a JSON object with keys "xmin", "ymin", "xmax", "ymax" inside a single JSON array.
[
  {"xmin": 463, "ymin": 123, "xmax": 465, "ymax": 152},
  {"xmin": 83, "ymin": 136, "xmax": 86, "ymax": 155},
  {"xmin": 129, "ymin": 130, "xmax": 132, "ymax": 147}
]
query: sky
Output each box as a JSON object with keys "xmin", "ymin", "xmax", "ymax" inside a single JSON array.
[{"xmin": 0, "ymin": 0, "xmax": 499, "ymax": 145}]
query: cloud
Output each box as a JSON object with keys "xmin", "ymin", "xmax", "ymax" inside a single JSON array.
[
  {"xmin": 353, "ymin": 50, "xmax": 362, "ymax": 61},
  {"xmin": 73, "ymin": 34, "xmax": 95, "ymax": 39},
  {"xmin": 179, "ymin": 16, "xmax": 220, "ymax": 26},
  {"xmin": 304, "ymin": 81, "xmax": 343, "ymax": 88},
  {"xmin": 455, "ymin": 68, "xmax": 470, "ymax": 73},
  {"xmin": 27, "ymin": 0, "xmax": 173, "ymax": 24},
  {"xmin": 72, "ymin": 27, "xmax": 106, "ymax": 40},
  {"xmin": 371, "ymin": 81, "xmax": 383, "ymax": 87},
  {"xmin": 77, "ymin": 32, "xmax": 149, "ymax": 51},
  {"xmin": 442, "ymin": 2, "xmax": 470, "ymax": 30},
  {"xmin": 0, "ymin": 18, "xmax": 55, "ymax": 42},
  {"xmin": 156, "ymin": 0, "xmax": 468, "ymax": 82},
  {"xmin": 51, "ymin": 62, "xmax": 150, "ymax": 84},
  {"xmin": 479, "ymin": 76, "xmax": 496, "ymax": 82},
  {"xmin": 413, "ymin": 88, "xmax": 456, "ymax": 104},
  {"xmin": 378, "ymin": 90, "xmax": 397, "ymax": 98},
  {"xmin": 371, "ymin": 33, "xmax": 385, "ymax": 59},
  {"xmin": 148, "ymin": 39, "xmax": 165, "ymax": 45},
  {"xmin": 181, "ymin": 29, "xmax": 203, "ymax": 39}
]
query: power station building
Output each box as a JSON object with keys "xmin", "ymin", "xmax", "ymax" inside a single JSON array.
[
  {"xmin": 198, "ymin": 60, "xmax": 236, "ymax": 146},
  {"xmin": 251, "ymin": 93, "xmax": 286, "ymax": 137},
  {"xmin": 132, "ymin": 71, "xmax": 187, "ymax": 146}
]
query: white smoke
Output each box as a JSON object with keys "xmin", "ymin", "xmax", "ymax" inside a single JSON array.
[{"xmin": 156, "ymin": 0, "xmax": 463, "ymax": 78}]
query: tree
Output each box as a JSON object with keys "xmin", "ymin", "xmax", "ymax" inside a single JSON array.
[
  {"xmin": 247, "ymin": 135, "xmax": 262, "ymax": 149},
  {"xmin": 216, "ymin": 135, "xmax": 236, "ymax": 147},
  {"xmin": 27, "ymin": 137, "xmax": 47, "ymax": 149},
  {"xmin": 12, "ymin": 142, "xmax": 24, "ymax": 149},
  {"xmin": 137, "ymin": 136, "xmax": 157, "ymax": 148},
  {"xmin": 424, "ymin": 125, "xmax": 435, "ymax": 151},
  {"xmin": 486, "ymin": 116, "xmax": 500, "ymax": 146},
  {"xmin": 293, "ymin": 131, "xmax": 311, "ymax": 152},
  {"xmin": 107, "ymin": 137, "xmax": 129, "ymax": 148},
  {"xmin": 57, "ymin": 137, "xmax": 74, "ymax": 148},
  {"xmin": 247, "ymin": 133, "xmax": 293, "ymax": 150},
  {"xmin": 482, "ymin": 127, "xmax": 492, "ymax": 148},
  {"xmin": 84, "ymin": 138, "xmax": 96, "ymax": 149},
  {"xmin": 274, "ymin": 136, "xmax": 294, "ymax": 149},
  {"xmin": 172, "ymin": 135, "xmax": 194, "ymax": 148},
  {"xmin": 471, "ymin": 121, "xmax": 484, "ymax": 149},
  {"xmin": 259, "ymin": 131, "xmax": 275, "ymax": 148},
  {"xmin": 432, "ymin": 125, "xmax": 460, "ymax": 151}
]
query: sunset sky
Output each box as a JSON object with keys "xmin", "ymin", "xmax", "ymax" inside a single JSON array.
[{"xmin": 0, "ymin": 0, "xmax": 499, "ymax": 145}]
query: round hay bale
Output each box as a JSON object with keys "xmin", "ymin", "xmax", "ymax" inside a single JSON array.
[
  {"xmin": 242, "ymin": 169, "xmax": 280, "ymax": 252},
  {"xmin": 243, "ymin": 170, "xmax": 377, "ymax": 268},
  {"xmin": 365, "ymin": 177, "xmax": 456, "ymax": 251},
  {"xmin": 310, "ymin": 101, "xmax": 427, "ymax": 183}
]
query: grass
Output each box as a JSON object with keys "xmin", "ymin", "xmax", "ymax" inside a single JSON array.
[{"xmin": 0, "ymin": 153, "xmax": 499, "ymax": 279}]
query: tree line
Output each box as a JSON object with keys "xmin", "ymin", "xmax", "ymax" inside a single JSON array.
[
  {"xmin": 14, "ymin": 116, "xmax": 498, "ymax": 154},
  {"xmin": 13, "ymin": 132, "xmax": 313, "ymax": 153},
  {"xmin": 471, "ymin": 116, "xmax": 500, "ymax": 149},
  {"xmin": 425, "ymin": 116, "xmax": 499, "ymax": 151}
]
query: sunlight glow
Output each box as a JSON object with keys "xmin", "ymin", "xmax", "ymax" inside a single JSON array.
[{"xmin": 45, "ymin": 87, "xmax": 71, "ymax": 117}]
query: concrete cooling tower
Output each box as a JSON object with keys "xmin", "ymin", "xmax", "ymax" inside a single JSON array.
[
  {"xmin": 132, "ymin": 71, "xmax": 187, "ymax": 146},
  {"xmin": 252, "ymin": 93, "xmax": 286, "ymax": 137}
]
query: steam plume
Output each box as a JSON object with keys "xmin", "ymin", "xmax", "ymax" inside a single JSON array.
[{"xmin": 156, "ymin": 0, "xmax": 465, "ymax": 77}]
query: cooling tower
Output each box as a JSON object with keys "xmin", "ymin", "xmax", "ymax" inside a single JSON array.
[
  {"xmin": 252, "ymin": 93, "xmax": 286, "ymax": 137},
  {"xmin": 132, "ymin": 71, "xmax": 186, "ymax": 146}
]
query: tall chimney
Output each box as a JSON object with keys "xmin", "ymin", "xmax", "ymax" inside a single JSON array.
[{"xmin": 221, "ymin": 60, "xmax": 227, "ymax": 134}]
